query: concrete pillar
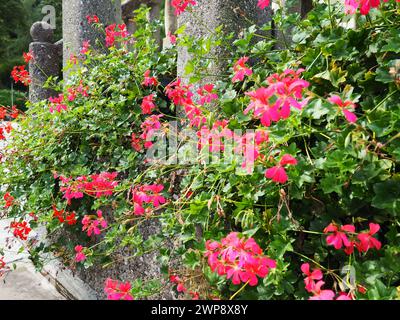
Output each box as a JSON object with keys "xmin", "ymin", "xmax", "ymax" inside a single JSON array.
[
  {"xmin": 62, "ymin": 0, "xmax": 122, "ymax": 79},
  {"xmin": 177, "ymin": 0, "xmax": 272, "ymax": 83}
]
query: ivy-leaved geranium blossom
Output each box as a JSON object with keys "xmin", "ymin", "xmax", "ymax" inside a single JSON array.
[
  {"xmin": 171, "ymin": 0, "xmax": 197, "ymax": 16},
  {"xmin": 75, "ymin": 245, "xmax": 87, "ymax": 263},
  {"xmin": 104, "ymin": 278, "xmax": 134, "ymax": 300},
  {"xmin": 105, "ymin": 24, "xmax": 128, "ymax": 47},
  {"xmin": 356, "ymin": 223, "xmax": 382, "ymax": 252},
  {"xmin": 232, "ymin": 57, "xmax": 253, "ymax": 83},
  {"xmin": 245, "ymin": 69, "xmax": 309, "ymax": 126},
  {"xmin": 257, "ymin": 0, "xmax": 270, "ymax": 9},
  {"xmin": 82, "ymin": 210, "xmax": 108, "ymax": 237},
  {"xmin": 205, "ymin": 232, "xmax": 276, "ymax": 286},
  {"xmin": 142, "ymin": 70, "xmax": 158, "ymax": 87},
  {"xmin": 328, "ymin": 95, "xmax": 358, "ymax": 123},
  {"xmin": 265, "ymin": 154, "xmax": 298, "ymax": 184},
  {"xmin": 301, "ymin": 263, "xmax": 323, "ymax": 292},
  {"xmin": 141, "ymin": 94, "xmax": 157, "ymax": 115},
  {"xmin": 345, "ymin": 0, "xmax": 399, "ymax": 15}
]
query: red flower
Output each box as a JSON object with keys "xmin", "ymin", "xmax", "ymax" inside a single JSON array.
[
  {"xmin": 75, "ymin": 245, "xmax": 87, "ymax": 263},
  {"xmin": 131, "ymin": 133, "xmax": 142, "ymax": 152},
  {"xmin": 11, "ymin": 65, "xmax": 30, "ymax": 86},
  {"xmin": 82, "ymin": 210, "xmax": 107, "ymax": 237},
  {"xmin": 104, "ymin": 278, "xmax": 134, "ymax": 300},
  {"xmin": 0, "ymin": 256, "xmax": 5, "ymax": 269},
  {"xmin": 205, "ymin": 232, "xmax": 276, "ymax": 286},
  {"xmin": 142, "ymin": 70, "xmax": 159, "ymax": 87},
  {"xmin": 49, "ymin": 94, "xmax": 67, "ymax": 113},
  {"xmin": 301, "ymin": 263, "xmax": 323, "ymax": 292},
  {"xmin": 265, "ymin": 154, "xmax": 297, "ymax": 184},
  {"xmin": 356, "ymin": 223, "xmax": 381, "ymax": 252},
  {"xmin": 245, "ymin": 69, "xmax": 309, "ymax": 126},
  {"xmin": 328, "ymin": 95, "xmax": 357, "ymax": 124},
  {"xmin": 86, "ymin": 15, "xmax": 99, "ymax": 24},
  {"xmin": 265, "ymin": 166, "xmax": 288, "ymax": 184},
  {"xmin": 168, "ymin": 32, "xmax": 177, "ymax": 45},
  {"xmin": 257, "ymin": 0, "xmax": 270, "ymax": 9},
  {"xmin": 324, "ymin": 223, "xmax": 355, "ymax": 251},
  {"xmin": 23, "ymin": 51, "xmax": 34, "ymax": 63},
  {"xmin": 232, "ymin": 57, "xmax": 253, "ymax": 83},
  {"xmin": 65, "ymin": 212, "xmax": 78, "ymax": 225},
  {"xmin": 197, "ymin": 84, "xmax": 218, "ymax": 105},
  {"xmin": 309, "ymin": 281, "xmax": 335, "ymax": 300},
  {"xmin": 105, "ymin": 24, "xmax": 128, "ymax": 47},
  {"xmin": 171, "ymin": 0, "xmax": 197, "ymax": 16},
  {"xmin": 141, "ymin": 94, "xmax": 156, "ymax": 114},
  {"xmin": 52, "ymin": 205, "xmax": 65, "ymax": 223},
  {"xmin": 3, "ymin": 192, "xmax": 14, "ymax": 208},
  {"xmin": 10, "ymin": 106, "xmax": 19, "ymax": 119},
  {"xmin": 10, "ymin": 221, "xmax": 31, "ymax": 241}
]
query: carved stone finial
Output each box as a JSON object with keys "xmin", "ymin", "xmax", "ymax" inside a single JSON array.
[{"xmin": 30, "ymin": 21, "xmax": 54, "ymax": 42}]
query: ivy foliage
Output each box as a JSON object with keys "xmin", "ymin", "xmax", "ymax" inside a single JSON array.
[{"xmin": 1, "ymin": 2, "xmax": 399, "ymax": 300}]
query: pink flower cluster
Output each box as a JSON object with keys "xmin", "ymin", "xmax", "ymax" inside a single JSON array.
[
  {"xmin": 74, "ymin": 245, "xmax": 87, "ymax": 262},
  {"xmin": 171, "ymin": 0, "xmax": 197, "ymax": 15},
  {"xmin": 67, "ymin": 81, "xmax": 89, "ymax": 102},
  {"xmin": 196, "ymin": 122, "xmax": 269, "ymax": 172},
  {"xmin": 324, "ymin": 222, "xmax": 381, "ymax": 255},
  {"xmin": 205, "ymin": 232, "xmax": 276, "ymax": 286},
  {"xmin": 345, "ymin": 0, "xmax": 399, "ymax": 15},
  {"xmin": 245, "ymin": 69, "xmax": 310, "ymax": 127},
  {"xmin": 265, "ymin": 154, "xmax": 297, "ymax": 184},
  {"xmin": 142, "ymin": 70, "xmax": 159, "ymax": 87},
  {"xmin": 301, "ymin": 263, "xmax": 353, "ymax": 300},
  {"xmin": 232, "ymin": 57, "xmax": 253, "ymax": 83},
  {"xmin": 105, "ymin": 24, "xmax": 129, "ymax": 47},
  {"xmin": 141, "ymin": 94, "xmax": 156, "ymax": 115},
  {"xmin": 82, "ymin": 210, "xmax": 108, "ymax": 237},
  {"xmin": 49, "ymin": 94, "xmax": 67, "ymax": 113},
  {"xmin": 104, "ymin": 278, "xmax": 134, "ymax": 300},
  {"xmin": 165, "ymin": 78, "xmax": 206, "ymax": 127},
  {"xmin": 132, "ymin": 184, "xmax": 166, "ymax": 215},
  {"xmin": 57, "ymin": 172, "xmax": 119, "ymax": 204},
  {"xmin": 140, "ymin": 114, "xmax": 163, "ymax": 149}
]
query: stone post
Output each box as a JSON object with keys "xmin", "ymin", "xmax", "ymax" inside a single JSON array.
[
  {"xmin": 62, "ymin": 0, "xmax": 122, "ymax": 79},
  {"xmin": 163, "ymin": 0, "xmax": 177, "ymax": 49},
  {"xmin": 177, "ymin": 0, "xmax": 272, "ymax": 83},
  {"xmin": 29, "ymin": 22, "xmax": 62, "ymax": 103}
]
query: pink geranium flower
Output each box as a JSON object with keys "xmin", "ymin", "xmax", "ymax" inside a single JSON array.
[
  {"xmin": 328, "ymin": 95, "xmax": 358, "ymax": 123},
  {"xmin": 171, "ymin": 0, "xmax": 197, "ymax": 15},
  {"xmin": 265, "ymin": 154, "xmax": 297, "ymax": 184},
  {"xmin": 141, "ymin": 94, "xmax": 156, "ymax": 114},
  {"xmin": 104, "ymin": 278, "xmax": 134, "ymax": 300},
  {"xmin": 257, "ymin": 0, "xmax": 270, "ymax": 9},
  {"xmin": 142, "ymin": 70, "xmax": 159, "ymax": 87},
  {"xmin": 301, "ymin": 263, "xmax": 323, "ymax": 292},
  {"xmin": 75, "ymin": 245, "xmax": 87, "ymax": 263},
  {"xmin": 232, "ymin": 57, "xmax": 253, "ymax": 83},
  {"xmin": 309, "ymin": 281, "xmax": 335, "ymax": 300},
  {"xmin": 356, "ymin": 223, "xmax": 382, "ymax": 252},
  {"xmin": 324, "ymin": 223, "xmax": 355, "ymax": 250}
]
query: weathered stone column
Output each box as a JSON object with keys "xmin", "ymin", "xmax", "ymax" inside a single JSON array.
[
  {"xmin": 62, "ymin": 0, "xmax": 122, "ymax": 78},
  {"xmin": 29, "ymin": 22, "xmax": 62, "ymax": 103},
  {"xmin": 163, "ymin": 0, "xmax": 178, "ymax": 49},
  {"xmin": 177, "ymin": 0, "xmax": 272, "ymax": 82}
]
